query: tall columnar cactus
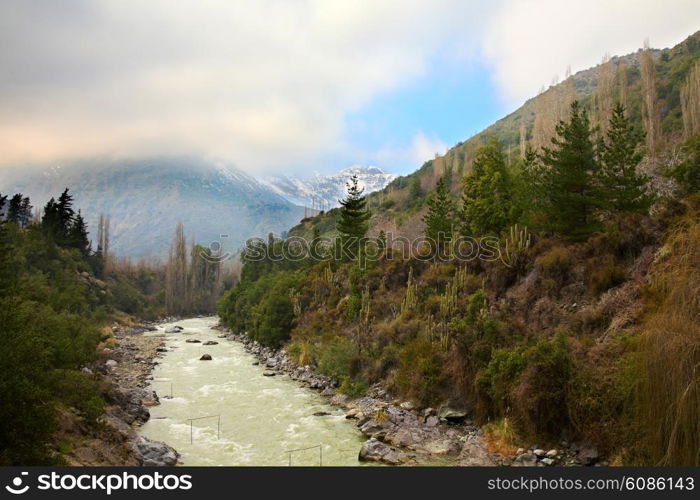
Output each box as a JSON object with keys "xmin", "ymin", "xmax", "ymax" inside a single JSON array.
[
  {"xmin": 401, "ymin": 267, "xmax": 418, "ymax": 316},
  {"xmin": 500, "ymin": 224, "xmax": 531, "ymax": 269},
  {"xmin": 289, "ymin": 289, "xmax": 302, "ymax": 317},
  {"xmin": 358, "ymin": 285, "xmax": 373, "ymax": 350}
]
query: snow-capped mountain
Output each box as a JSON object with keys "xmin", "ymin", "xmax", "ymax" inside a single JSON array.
[
  {"xmin": 0, "ymin": 157, "xmax": 304, "ymax": 258},
  {"xmin": 262, "ymin": 165, "xmax": 397, "ymax": 210}
]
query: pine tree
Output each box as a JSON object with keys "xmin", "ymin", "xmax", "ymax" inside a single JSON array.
[
  {"xmin": 538, "ymin": 101, "xmax": 601, "ymax": 240},
  {"xmin": 408, "ymin": 175, "xmax": 423, "ymax": 202},
  {"xmin": 18, "ymin": 197, "xmax": 32, "ymax": 228},
  {"xmin": 424, "ymin": 176, "xmax": 454, "ymax": 247},
  {"xmin": 42, "ymin": 189, "xmax": 76, "ymax": 245},
  {"xmin": 5, "ymin": 194, "xmax": 31, "ymax": 227},
  {"xmin": 7, "ymin": 194, "xmax": 23, "ymax": 225},
  {"xmin": 336, "ymin": 175, "xmax": 370, "ymax": 260},
  {"xmin": 460, "ymin": 138, "xmax": 516, "ymax": 236},
  {"xmin": 68, "ymin": 210, "xmax": 91, "ymax": 256},
  {"xmin": 598, "ymin": 103, "xmax": 653, "ymax": 215}
]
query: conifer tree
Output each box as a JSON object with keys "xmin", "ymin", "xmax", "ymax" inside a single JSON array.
[
  {"xmin": 537, "ymin": 101, "xmax": 601, "ymax": 240},
  {"xmin": 598, "ymin": 103, "xmax": 653, "ymax": 214},
  {"xmin": 336, "ymin": 175, "xmax": 370, "ymax": 260},
  {"xmin": 460, "ymin": 138, "xmax": 516, "ymax": 236},
  {"xmin": 424, "ymin": 176, "xmax": 454, "ymax": 247},
  {"xmin": 68, "ymin": 210, "xmax": 91, "ymax": 256}
]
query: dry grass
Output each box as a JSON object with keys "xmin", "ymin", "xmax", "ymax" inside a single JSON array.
[
  {"xmin": 483, "ymin": 418, "xmax": 520, "ymax": 456},
  {"xmin": 637, "ymin": 212, "xmax": 700, "ymax": 465}
]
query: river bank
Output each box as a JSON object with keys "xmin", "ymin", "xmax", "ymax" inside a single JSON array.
[
  {"xmin": 217, "ymin": 324, "xmax": 603, "ymax": 467},
  {"xmin": 62, "ymin": 321, "xmax": 179, "ymax": 466},
  {"xmin": 217, "ymin": 325, "xmax": 495, "ymax": 466}
]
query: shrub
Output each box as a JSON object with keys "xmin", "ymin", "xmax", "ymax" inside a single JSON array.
[
  {"xmin": 534, "ymin": 246, "xmax": 573, "ymax": 294},
  {"xmin": 392, "ymin": 337, "xmax": 448, "ymax": 405},
  {"xmin": 588, "ymin": 255, "xmax": 627, "ymax": 295},
  {"xmin": 316, "ymin": 337, "xmax": 358, "ymax": 380}
]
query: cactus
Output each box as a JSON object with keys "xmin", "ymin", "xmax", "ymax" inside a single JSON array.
[
  {"xmin": 500, "ymin": 224, "xmax": 531, "ymax": 269},
  {"xmin": 358, "ymin": 285, "xmax": 373, "ymax": 348},
  {"xmin": 401, "ymin": 267, "xmax": 418, "ymax": 316},
  {"xmin": 288, "ymin": 289, "xmax": 302, "ymax": 316}
]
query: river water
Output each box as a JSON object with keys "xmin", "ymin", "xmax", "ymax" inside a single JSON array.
[{"xmin": 139, "ymin": 317, "xmax": 365, "ymax": 466}]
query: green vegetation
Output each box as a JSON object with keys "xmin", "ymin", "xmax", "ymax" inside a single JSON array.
[
  {"xmin": 218, "ymin": 34, "xmax": 700, "ymax": 463},
  {"xmin": 0, "ymin": 191, "xmax": 105, "ymax": 464}
]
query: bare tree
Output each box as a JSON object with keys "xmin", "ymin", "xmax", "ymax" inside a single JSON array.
[
  {"xmin": 618, "ymin": 60, "xmax": 628, "ymax": 112},
  {"xmin": 166, "ymin": 222, "xmax": 188, "ymax": 315},
  {"xmin": 640, "ymin": 39, "xmax": 661, "ymax": 152},
  {"xmin": 681, "ymin": 59, "xmax": 700, "ymax": 138},
  {"xmin": 595, "ymin": 53, "xmax": 614, "ymax": 135}
]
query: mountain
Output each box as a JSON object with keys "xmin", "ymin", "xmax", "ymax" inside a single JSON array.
[
  {"xmin": 0, "ymin": 158, "xmax": 304, "ymax": 258},
  {"xmin": 291, "ymin": 30, "xmax": 700, "ymax": 241},
  {"xmin": 262, "ymin": 165, "xmax": 397, "ymax": 210}
]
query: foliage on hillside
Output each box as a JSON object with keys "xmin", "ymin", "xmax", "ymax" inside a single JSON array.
[{"xmin": 220, "ymin": 52, "xmax": 700, "ymax": 464}]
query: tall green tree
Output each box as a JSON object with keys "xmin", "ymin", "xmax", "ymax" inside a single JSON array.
[
  {"xmin": 460, "ymin": 138, "xmax": 517, "ymax": 236},
  {"xmin": 423, "ymin": 176, "xmax": 455, "ymax": 246},
  {"xmin": 537, "ymin": 101, "xmax": 601, "ymax": 240},
  {"xmin": 7, "ymin": 194, "xmax": 32, "ymax": 228},
  {"xmin": 598, "ymin": 103, "xmax": 653, "ymax": 214},
  {"xmin": 336, "ymin": 175, "xmax": 371, "ymax": 260},
  {"xmin": 68, "ymin": 210, "xmax": 91, "ymax": 256}
]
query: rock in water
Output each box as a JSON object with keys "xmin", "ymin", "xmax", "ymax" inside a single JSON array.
[
  {"xmin": 185, "ymin": 339, "xmax": 201, "ymax": 343},
  {"xmin": 203, "ymin": 340, "xmax": 218, "ymax": 346},
  {"xmin": 200, "ymin": 354, "xmax": 212, "ymax": 360},
  {"xmin": 263, "ymin": 371, "xmax": 276, "ymax": 377},
  {"xmin": 313, "ymin": 411, "xmax": 330, "ymax": 417},
  {"xmin": 164, "ymin": 326, "xmax": 184, "ymax": 334},
  {"xmin": 134, "ymin": 437, "xmax": 179, "ymax": 466}
]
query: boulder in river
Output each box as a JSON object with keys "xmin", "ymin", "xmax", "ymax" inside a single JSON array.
[
  {"xmin": 134, "ymin": 436, "xmax": 179, "ymax": 466},
  {"xmin": 185, "ymin": 339, "xmax": 201, "ymax": 343},
  {"xmin": 203, "ymin": 340, "xmax": 219, "ymax": 346},
  {"xmin": 164, "ymin": 326, "xmax": 184, "ymax": 334},
  {"xmin": 263, "ymin": 371, "xmax": 276, "ymax": 377},
  {"xmin": 358, "ymin": 438, "xmax": 409, "ymax": 465},
  {"xmin": 313, "ymin": 411, "xmax": 330, "ymax": 417},
  {"xmin": 200, "ymin": 354, "xmax": 212, "ymax": 360}
]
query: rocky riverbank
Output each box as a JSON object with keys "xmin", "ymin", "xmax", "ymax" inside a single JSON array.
[
  {"xmin": 217, "ymin": 325, "xmax": 495, "ymax": 466},
  {"xmin": 217, "ymin": 325, "xmax": 604, "ymax": 467},
  {"xmin": 61, "ymin": 321, "xmax": 179, "ymax": 466}
]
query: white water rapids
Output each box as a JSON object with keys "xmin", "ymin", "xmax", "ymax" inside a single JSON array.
[{"xmin": 139, "ymin": 317, "xmax": 366, "ymax": 466}]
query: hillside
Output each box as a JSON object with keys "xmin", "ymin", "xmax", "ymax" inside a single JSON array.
[
  {"xmin": 218, "ymin": 30, "xmax": 700, "ymax": 466},
  {"xmin": 291, "ymin": 30, "xmax": 700, "ymax": 241}
]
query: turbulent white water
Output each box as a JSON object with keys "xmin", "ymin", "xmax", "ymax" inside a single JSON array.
[{"xmin": 139, "ymin": 317, "xmax": 365, "ymax": 466}]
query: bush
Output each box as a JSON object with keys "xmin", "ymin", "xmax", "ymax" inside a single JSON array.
[
  {"xmin": 534, "ymin": 246, "xmax": 573, "ymax": 294},
  {"xmin": 392, "ymin": 337, "xmax": 448, "ymax": 405},
  {"xmin": 316, "ymin": 337, "xmax": 358, "ymax": 380},
  {"xmin": 476, "ymin": 334, "xmax": 572, "ymax": 437},
  {"xmin": 588, "ymin": 255, "xmax": 626, "ymax": 295}
]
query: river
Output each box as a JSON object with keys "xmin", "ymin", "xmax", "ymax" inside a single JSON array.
[{"xmin": 139, "ymin": 317, "xmax": 366, "ymax": 466}]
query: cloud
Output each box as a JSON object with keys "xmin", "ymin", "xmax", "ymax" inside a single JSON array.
[
  {"xmin": 0, "ymin": 0, "xmax": 491, "ymax": 173},
  {"xmin": 482, "ymin": 0, "xmax": 700, "ymax": 106},
  {"xmin": 373, "ymin": 131, "xmax": 447, "ymax": 172}
]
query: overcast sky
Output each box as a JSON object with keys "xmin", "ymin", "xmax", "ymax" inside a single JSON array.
[{"xmin": 1, "ymin": 0, "xmax": 699, "ymax": 175}]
